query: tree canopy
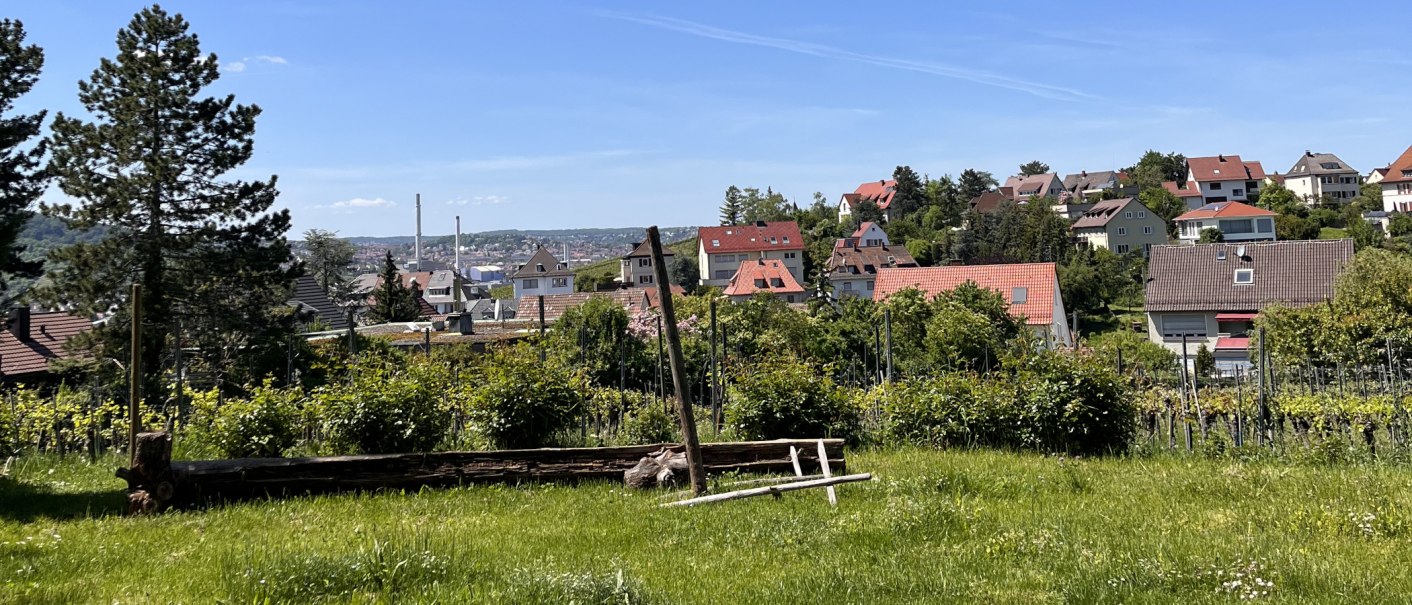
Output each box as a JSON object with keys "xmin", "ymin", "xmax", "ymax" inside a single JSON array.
[{"xmin": 0, "ymin": 19, "xmax": 46, "ymax": 305}]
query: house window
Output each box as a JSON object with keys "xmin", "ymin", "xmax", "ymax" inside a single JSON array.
[
  {"xmin": 842, "ymin": 281, "xmax": 853, "ymax": 290},
  {"xmin": 1400, "ymin": 183, "xmax": 1412, "ymax": 195},
  {"xmin": 1116, "ymin": 244, "xmax": 1130, "ymax": 254},
  {"xmin": 866, "ymin": 280, "xmax": 875, "ymax": 290},
  {"xmin": 638, "ymin": 274, "xmax": 653, "ymax": 284},
  {"xmin": 1117, "ymin": 227, "xmax": 1127, "ymax": 236},
  {"xmin": 1221, "ymin": 219, "xmax": 1254, "ymax": 234},
  {"xmin": 1143, "ymin": 226, "xmax": 1154, "ymax": 235},
  {"xmin": 1210, "ymin": 182, "xmax": 1223, "ymax": 190},
  {"xmin": 536, "ymin": 263, "xmax": 545, "ymax": 272},
  {"xmin": 551, "ymin": 277, "xmax": 568, "ymax": 288},
  {"xmin": 714, "ymin": 270, "xmax": 733, "ymax": 280},
  {"xmin": 1234, "ymin": 269, "xmax": 1254, "ymax": 284},
  {"xmin": 1137, "ymin": 211, "xmax": 1147, "ymax": 218},
  {"xmin": 638, "ymin": 258, "xmax": 651, "ymax": 267},
  {"xmin": 784, "ymin": 252, "xmax": 797, "ymax": 259},
  {"xmin": 753, "ymin": 278, "xmax": 767, "ymax": 288},
  {"xmin": 1124, "ymin": 211, "xmax": 1133, "ymax": 219},
  {"xmin": 523, "ymin": 279, "xmax": 539, "ymax": 289},
  {"xmin": 770, "ymin": 278, "xmax": 785, "ymax": 288},
  {"xmin": 1161, "ymin": 314, "xmax": 1208, "ymax": 338},
  {"xmin": 1246, "ymin": 181, "xmax": 1259, "ymax": 190},
  {"xmin": 711, "ymin": 239, "xmax": 720, "ymax": 247},
  {"xmin": 1256, "ymin": 218, "xmax": 1274, "ymax": 233},
  {"xmin": 1011, "ymin": 287, "xmax": 1028, "ymax": 304},
  {"xmin": 786, "ymin": 295, "xmax": 796, "ymax": 303},
  {"xmin": 1233, "ymin": 188, "xmax": 1244, "ymax": 196},
  {"xmin": 782, "ymin": 237, "xmax": 791, "ymax": 244}
]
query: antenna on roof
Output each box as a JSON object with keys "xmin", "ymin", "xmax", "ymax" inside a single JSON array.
[{"xmin": 1236, "ymin": 245, "xmax": 1246, "ymax": 257}]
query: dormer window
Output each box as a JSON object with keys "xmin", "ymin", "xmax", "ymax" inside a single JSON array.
[
  {"xmin": 536, "ymin": 263, "xmax": 545, "ymax": 272},
  {"xmin": 782, "ymin": 237, "xmax": 790, "ymax": 244},
  {"xmin": 770, "ymin": 278, "xmax": 784, "ymax": 288},
  {"xmin": 753, "ymin": 278, "xmax": 767, "ymax": 288}
]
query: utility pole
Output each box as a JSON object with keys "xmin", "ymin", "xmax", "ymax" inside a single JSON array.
[
  {"xmin": 884, "ymin": 308, "xmax": 894, "ymax": 382},
  {"xmin": 647, "ymin": 226, "xmax": 706, "ymax": 495}
]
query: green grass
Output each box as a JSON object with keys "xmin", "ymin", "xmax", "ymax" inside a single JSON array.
[
  {"xmin": 1319, "ymin": 227, "xmax": 1348, "ymax": 240},
  {"xmin": 4, "ymin": 448, "xmax": 1412, "ymax": 603}
]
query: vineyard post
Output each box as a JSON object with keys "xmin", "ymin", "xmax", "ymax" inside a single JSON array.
[
  {"xmin": 537, "ymin": 295, "xmax": 546, "ymax": 362},
  {"xmin": 1257, "ymin": 327, "xmax": 1269, "ymax": 447},
  {"xmin": 884, "ymin": 308, "xmax": 894, "ymax": 383},
  {"xmin": 647, "ymin": 226, "xmax": 706, "ymax": 496},
  {"xmin": 656, "ymin": 315, "xmax": 664, "ymax": 409},
  {"xmin": 1180, "ymin": 334, "xmax": 1192, "ymax": 451},
  {"xmin": 709, "ymin": 298, "xmax": 720, "ymax": 429},
  {"xmin": 1234, "ymin": 366, "xmax": 1245, "ymax": 448}
]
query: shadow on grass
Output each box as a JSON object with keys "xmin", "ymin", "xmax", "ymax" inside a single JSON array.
[{"xmin": 0, "ymin": 475, "xmax": 126, "ymax": 522}]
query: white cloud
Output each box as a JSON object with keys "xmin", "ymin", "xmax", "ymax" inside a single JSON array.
[
  {"xmin": 446, "ymin": 195, "xmax": 510, "ymax": 206},
  {"xmin": 331, "ymin": 197, "xmax": 396, "ymax": 209},
  {"xmin": 223, "ymin": 55, "xmax": 288, "ymax": 74},
  {"xmin": 598, "ymin": 12, "xmax": 1099, "ymax": 102}
]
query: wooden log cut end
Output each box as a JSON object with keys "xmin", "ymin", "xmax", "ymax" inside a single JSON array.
[{"xmin": 117, "ymin": 431, "xmax": 175, "ymax": 515}]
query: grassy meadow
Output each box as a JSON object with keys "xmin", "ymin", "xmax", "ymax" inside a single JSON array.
[{"xmin": 3, "ymin": 448, "xmax": 1412, "ymax": 604}]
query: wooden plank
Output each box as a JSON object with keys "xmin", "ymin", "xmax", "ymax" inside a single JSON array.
[
  {"xmin": 816, "ymin": 439, "xmax": 837, "ymax": 506},
  {"xmin": 662, "ymin": 473, "xmax": 872, "ymax": 508}
]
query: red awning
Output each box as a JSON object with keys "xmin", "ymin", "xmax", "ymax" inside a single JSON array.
[
  {"xmin": 1215, "ymin": 313, "xmax": 1257, "ymax": 321},
  {"xmin": 1215, "ymin": 337, "xmax": 1250, "ymax": 350}
]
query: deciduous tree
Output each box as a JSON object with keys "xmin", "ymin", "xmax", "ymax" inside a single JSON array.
[{"xmin": 302, "ymin": 228, "xmax": 356, "ymax": 297}]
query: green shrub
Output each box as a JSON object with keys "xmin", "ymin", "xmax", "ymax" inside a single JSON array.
[
  {"xmin": 468, "ymin": 344, "xmax": 588, "ymax": 449},
  {"xmin": 316, "ymin": 363, "xmax": 448, "ymax": 454},
  {"xmin": 725, "ymin": 357, "xmax": 859, "ymax": 442},
  {"xmin": 619, "ymin": 402, "xmax": 678, "ymax": 445},
  {"xmin": 208, "ymin": 381, "xmax": 301, "ymax": 458},
  {"xmin": 875, "ymin": 375, "xmax": 1014, "ymax": 448}
]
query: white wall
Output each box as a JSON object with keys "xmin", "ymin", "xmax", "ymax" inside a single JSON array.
[
  {"xmin": 699, "ymin": 245, "xmax": 805, "ymax": 287},
  {"xmin": 1383, "ymin": 182, "xmax": 1412, "ymax": 213},
  {"xmin": 513, "ymin": 275, "xmax": 574, "ymax": 300}
]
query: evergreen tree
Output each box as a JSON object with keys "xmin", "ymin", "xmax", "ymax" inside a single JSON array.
[
  {"xmin": 366, "ymin": 251, "xmax": 421, "ymax": 322},
  {"xmin": 41, "ymin": 6, "xmax": 297, "ymax": 402},
  {"xmin": 720, "ymin": 185, "xmax": 744, "ymax": 225},
  {"xmin": 1126, "ymin": 150, "xmax": 1187, "ymax": 190},
  {"xmin": 0, "ymin": 20, "xmax": 46, "ymax": 305},
  {"xmin": 958, "ymin": 169, "xmax": 998, "ymax": 201},
  {"xmin": 888, "ymin": 165, "xmax": 927, "ymax": 218},
  {"xmin": 302, "ymin": 228, "xmax": 356, "ymax": 297},
  {"xmin": 1018, "ymin": 161, "xmax": 1050, "ymax": 176}
]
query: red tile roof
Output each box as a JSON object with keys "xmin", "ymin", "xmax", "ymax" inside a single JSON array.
[
  {"xmin": 852, "ymin": 222, "xmax": 880, "ymax": 238},
  {"xmin": 698, "ymin": 221, "xmax": 804, "ymax": 254},
  {"xmin": 1381, "ymin": 145, "xmax": 1412, "ymax": 184},
  {"xmin": 0, "ymin": 312, "xmax": 92, "ymax": 378},
  {"xmin": 1174, "ymin": 201, "xmax": 1276, "ymax": 221},
  {"xmin": 1187, "ymin": 155, "xmax": 1266, "ymax": 182},
  {"xmin": 642, "ymin": 284, "xmax": 686, "ymax": 309},
  {"xmin": 842, "ymin": 180, "xmax": 897, "ymax": 210},
  {"xmin": 873, "ymin": 263, "xmax": 1058, "ymax": 325},
  {"xmin": 1162, "ymin": 181, "xmax": 1203, "ymax": 199},
  {"xmin": 723, "ymin": 259, "xmax": 805, "ymax": 297}
]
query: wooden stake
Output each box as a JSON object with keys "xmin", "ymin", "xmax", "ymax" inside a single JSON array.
[
  {"xmin": 647, "ymin": 226, "xmax": 706, "ymax": 496},
  {"xmin": 662, "ymin": 473, "xmax": 871, "ymax": 507},
  {"xmin": 816, "ymin": 439, "xmax": 837, "ymax": 506},
  {"xmin": 128, "ymin": 283, "xmax": 142, "ymax": 464}
]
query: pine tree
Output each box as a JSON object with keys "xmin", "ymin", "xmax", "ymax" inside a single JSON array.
[
  {"xmin": 367, "ymin": 251, "xmax": 421, "ymax": 323},
  {"xmin": 720, "ymin": 185, "xmax": 743, "ymax": 225},
  {"xmin": 889, "ymin": 166, "xmax": 926, "ymax": 217},
  {"xmin": 1018, "ymin": 161, "xmax": 1050, "ymax": 176},
  {"xmin": 302, "ymin": 228, "xmax": 356, "ymax": 297},
  {"xmin": 0, "ymin": 20, "xmax": 46, "ymax": 305},
  {"xmin": 42, "ymin": 6, "xmax": 297, "ymax": 401}
]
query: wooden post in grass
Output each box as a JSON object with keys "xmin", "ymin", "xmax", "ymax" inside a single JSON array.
[
  {"xmin": 1256, "ymin": 327, "xmax": 1269, "ymax": 447},
  {"xmin": 884, "ymin": 308, "xmax": 894, "ymax": 382},
  {"xmin": 1180, "ymin": 334, "xmax": 1193, "ymax": 451},
  {"xmin": 647, "ymin": 226, "xmax": 706, "ymax": 495},
  {"xmin": 128, "ymin": 283, "xmax": 142, "ymax": 463},
  {"xmin": 538, "ymin": 295, "xmax": 547, "ymax": 362}
]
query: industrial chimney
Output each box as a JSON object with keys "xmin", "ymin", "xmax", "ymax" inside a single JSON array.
[{"xmin": 414, "ymin": 193, "xmax": 422, "ymax": 271}]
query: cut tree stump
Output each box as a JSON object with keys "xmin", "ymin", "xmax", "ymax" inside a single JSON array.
[
  {"xmin": 624, "ymin": 449, "xmax": 688, "ymax": 489},
  {"xmin": 114, "ymin": 432, "xmax": 174, "ymax": 514}
]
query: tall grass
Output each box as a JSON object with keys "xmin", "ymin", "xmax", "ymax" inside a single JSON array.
[{"xmin": 3, "ymin": 448, "xmax": 1412, "ymax": 603}]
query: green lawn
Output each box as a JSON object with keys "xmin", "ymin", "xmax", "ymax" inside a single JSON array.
[{"xmin": 4, "ymin": 448, "xmax": 1411, "ymax": 603}]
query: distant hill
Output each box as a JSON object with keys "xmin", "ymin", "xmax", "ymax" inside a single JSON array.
[{"xmin": 330, "ymin": 227, "xmax": 697, "ymax": 247}]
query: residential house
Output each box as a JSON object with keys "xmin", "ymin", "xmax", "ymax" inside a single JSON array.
[
  {"xmin": 1144, "ymin": 240, "xmax": 1354, "ymax": 373},
  {"xmin": 1283, "ymin": 151, "xmax": 1361, "ymax": 204},
  {"xmin": 1061, "ymin": 170, "xmax": 1122, "ymax": 198},
  {"xmin": 843, "ymin": 221, "xmax": 890, "ymax": 248},
  {"xmin": 723, "ymin": 259, "xmax": 806, "ymax": 303},
  {"xmin": 1174, "ymin": 201, "xmax": 1277, "ymax": 244},
  {"xmin": 826, "ymin": 238, "xmax": 917, "ymax": 300},
  {"xmin": 697, "ymin": 221, "xmax": 805, "ymax": 288},
  {"xmin": 467, "ymin": 265, "xmax": 505, "ymax": 283},
  {"xmin": 619, "ymin": 240, "xmax": 675, "ymax": 287},
  {"xmin": 1378, "ymin": 145, "xmax": 1412, "ymax": 213},
  {"xmin": 1162, "ymin": 180, "xmax": 1206, "ymax": 210},
  {"xmin": 1368, "ymin": 167, "xmax": 1389, "ymax": 185},
  {"xmin": 422, "ymin": 270, "xmax": 477, "ymax": 314},
  {"xmin": 288, "ymin": 275, "xmax": 351, "ymax": 330},
  {"xmin": 1002, "ymin": 173, "xmax": 1064, "ymax": 201},
  {"xmin": 509, "ymin": 246, "xmax": 575, "ymax": 300},
  {"xmin": 1070, "ymin": 197, "xmax": 1168, "ymax": 257},
  {"xmin": 1183, "ymin": 154, "xmax": 1267, "ymax": 204},
  {"xmin": 837, "ymin": 179, "xmax": 896, "ymax": 222},
  {"xmin": 873, "ymin": 263, "xmax": 1074, "ymax": 348},
  {"xmin": 0, "ymin": 309, "xmax": 93, "ymax": 384}
]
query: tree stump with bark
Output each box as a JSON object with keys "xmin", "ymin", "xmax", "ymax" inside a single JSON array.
[
  {"xmin": 115, "ymin": 431, "xmax": 174, "ymax": 514},
  {"xmin": 624, "ymin": 449, "xmax": 689, "ymax": 489}
]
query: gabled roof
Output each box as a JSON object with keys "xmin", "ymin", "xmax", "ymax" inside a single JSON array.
[
  {"xmin": 623, "ymin": 240, "xmax": 677, "ymax": 259},
  {"xmin": 1062, "ymin": 170, "xmax": 1118, "ymax": 193},
  {"xmin": 1381, "ymin": 145, "xmax": 1412, "ymax": 184},
  {"xmin": 0, "ymin": 311, "xmax": 92, "ymax": 378},
  {"xmin": 826, "ymin": 244, "xmax": 917, "ymax": 279},
  {"xmin": 290, "ymin": 275, "xmax": 351, "ymax": 330},
  {"xmin": 642, "ymin": 284, "xmax": 687, "ymax": 309},
  {"xmin": 509, "ymin": 246, "xmax": 572, "ymax": 279},
  {"xmin": 699, "ymin": 221, "xmax": 804, "ymax": 254},
  {"xmin": 1144, "ymin": 240, "xmax": 1353, "ymax": 312},
  {"xmin": 1285, "ymin": 151, "xmax": 1358, "ymax": 177},
  {"xmin": 1162, "ymin": 181, "xmax": 1203, "ymax": 199},
  {"xmin": 515, "ymin": 288, "xmax": 653, "ymax": 324},
  {"xmin": 873, "ymin": 263, "xmax": 1058, "ymax": 325},
  {"xmin": 1003, "ymin": 173, "xmax": 1061, "ymax": 198},
  {"xmin": 1071, "ymin": 197, "xmax": 1145, "ymax": 230},
  {"xmin": 1174, "ymin": 201, "xmax": 1276, "ymax": 221},
  {"xmin": 969, "ymin": 190, "xmax": 1010, "ymax": 214},
  {"xmin": 852, "ymin": 222, "xmax": 881, "ymax": 238},
  {"xmin": 1187, "ymin": 155, "xmax": 1266, "ymax": 182},
  {"xmin": 723, "ymin": 259, "xmax": 805, "ymax": 297},
  {"xmin": 841, "ymin": 180, "xmax": 897, "ymax": 210}
]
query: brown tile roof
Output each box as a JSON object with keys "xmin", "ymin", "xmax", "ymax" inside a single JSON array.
[
  {"xmin": 515, "ymin": 288, "xmax": 653, "ymax": 324},
  {"xmin": 508, "ymin": 246, "xmax": 573, "ymax": 279},
  {"xmin": 0, "ymin": 312, "xmax": 92, "ymax": 378},
  {"xmin": 1187, "ymin": 155, "xmax": 1265, "ymax": 182},
  {"xmin": 1070, "ymin": 197, "xmax": 1138, "ymax": 229},
  {"xmin": 873, "ymin": 263, "xmax": 1058, "ymax": 325},
  {"xmin": 968, "ymin": 190, "xmax": 1010, "ymax": 214},
  {"xmin": 827, "ymin": 244, "xmax": 917, "ymax": 279},
  {"xmin": 623, "ymin": 240, "xmax": 676, "ymax": 259},
  {"xmin": 1174, "ymin": 201, "xmax": 1276, "ymax": 221},
  {"xmin": 723, "ymin": 259, "xmax": 805, "ymax": 297},
  {"xmin": 1003, "ymin": 173, "xmax": 1060, "ymax": 198},
  {"xmin": 699, "ymin": 221, "xmax": 804, "ymax": 254},
  {"xmin": 842, "ymin": 180, "xmax": 897, "ymax": 210},
  {"xmin": 1144, "ymin": 240, "xmax": 1354, "ymax": 312},
  {"xmin": 642, "ymin": 284, "xmax": 686, "ymax": 309},
  {"xmin": 1162, "ymin": 181, "xmax": 1203, "ymax": 199},
  {"xmin": 1382, "ymin": 145, "xmax": 1412, "ymax": 184}
]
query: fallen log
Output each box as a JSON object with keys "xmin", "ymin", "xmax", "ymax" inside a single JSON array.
[
  {"xmin": 662, "ymin": 473, "xmax": 873, "ymax": 507},
  {"xmin": 150, "ymin": 437, "xmax": 844, "ymax": 507}
]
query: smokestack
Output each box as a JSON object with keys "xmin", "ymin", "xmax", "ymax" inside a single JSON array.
[
  {"xmin": 562, "ymin": 242, "xmax": 569, "ymax": 269},
  {"xmin": 414, "ymin": 193, "xmax": 422, "ymax": 271},
  {"xmin": 454, "ymin": 216, "xmax": 463, "ymax": 311}
]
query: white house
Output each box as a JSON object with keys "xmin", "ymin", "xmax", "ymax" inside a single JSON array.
[
  {"xmin": 1184, "ymin": 155, "xmax": 1266, "ymax": 204},
  {"xmin": 1174, "ymin": 201, "xmax": 1277, "ymax": 244},
  {"xmin": 1378, "ymin": 145, "xmax": 1412, "ymax": 213},
  {"xmin": 509, "ymin": 246, "xmax": 575, "ymax": 300},
  {"xmin": 619, "ymin": 240, "xmax": 674, "ymax": 288},
  {"xmin": 838, "ymin": 180, "xmax": 896, "ymax": 223},
  {"xmin": 1283, "ymin": 151, "xmax": 1361, "ymax": 204},
  {"xmin": 697, "ymin": 221, "xmax": 805, "ymax": 288},
  {"xmin": 873, "ymin": 263, "xmax": 1074, "ymax": 349}
]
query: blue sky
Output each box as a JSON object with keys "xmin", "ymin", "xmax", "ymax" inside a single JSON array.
[{"xmin": 10, "ymin": 2, "xmax": 1412, "ymax": 237}]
